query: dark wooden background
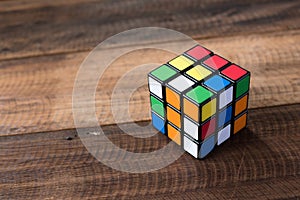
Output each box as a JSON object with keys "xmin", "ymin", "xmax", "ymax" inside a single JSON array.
[{"xmin": 0, "ymin": 0, "xmax": 299, "ymax": 199}]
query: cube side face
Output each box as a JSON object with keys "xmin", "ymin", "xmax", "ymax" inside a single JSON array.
[
  {"xmin": 198, "ymin": 134, "xmax": 216, "ymax": 158},
  {"xmin": 201, "ymin": 117, "xmax": 216, "ymax": 140},
  {"xmin": 233, "ymin": 111, "xmax": 248, "ymax": 134},
  {"xmin": 236, "ymin": 75, "xmax": 250, "ymax": 98},
  {"xmin": 166, "ymin": 87, "xmax": 181, "ymax": 110},
  {"xmin": 183, "ymin": 134, "xmax": 199, "ymax": 158},
  {"xmin": 217, "ymin": 105, "xmax": 233, "ymax": 128},
  {"xmin": 148, "ymin": 45, "xmax": 250, "ymax": 159},
  {"xmin": 183, "ymin": 116, "xmax": 199, "ymax": 140},
  {"xmin": 183, "ymin": 99, "xmax": 199, "ymax": 122},
  {"xmin": 217, "ymin": 124, "xmax": 231, "ymax": 146},
  {"xmin": 202, "ymin": 99, "xmax": 217, "ymax": 122},
  {"xmin": 148, "ymin": 64, "xmax": 179, "ymax": 137},
  {"xmin": 234, "ymin": 94, "xmax": 248, "ymax": 117},
  {"xmin": 167, "ymin": 123, "xmax": 181, "ymax": 145},
  {"xmin": 220, "ymin": 64, "xmax": 250, "ymax": 138},
  {"xmin": 150, "ymin": 95, "xmax": 165, "ymax": 118},
  {"xmin": 151, "ymin": 111, "xmax": 166, "ymax": 135},
  {"xmin": 148, "ymin": 77, "xmax": 163, "ymax": 99},
  {"xmin": 167, "ymin": 105, "xmax": 181, "ymax": 129}
]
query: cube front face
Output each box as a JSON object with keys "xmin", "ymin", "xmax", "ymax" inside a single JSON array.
[{"xmin": 148, "ymin": 45, "xmax": 250, "ymax": 159}]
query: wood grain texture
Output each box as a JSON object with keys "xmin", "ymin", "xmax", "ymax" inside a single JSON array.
[
  {"xmin": 0, "ymin": 104, "xmax": 299, "ymax": 199},
  {"xmin": 0, "ymin": 30, "xmax": 299, "ymax": 136},
  {"xmin": 131, "ymin": 177, "xmax": 300, "ymax": 200},
  {"xmin": 0, "ymin": 0, "xmax": 299, "ymax": 60},
  {"xmin": 1, "ymin": 1, "xmax": 299, "ymax": 199},
  {"xmin": 0, "ymin": 0, "xmax": 96, "ymax": 12}
]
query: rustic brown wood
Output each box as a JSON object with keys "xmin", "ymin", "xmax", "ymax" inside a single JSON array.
[
  {"xmin": 0, "ymin": 104, "xmax": 299, "ymax": 199},
  {"xmin": 0, "ymin": 30, "xmax": 299, "ymax": 136},
  {"xmin": 0, "ymin": 0, "xmax": 299, "ymax": 60},
  {"xmin": 0, "ymin": 0, "xmax": 94, "ymax": 12},
  {"xmin": 1, "ymin": 1, "xmax": 300, "ymax": 199},
  {"xmin": 131, "ymin": 177, "xmax": 300, "ymax": 200}
]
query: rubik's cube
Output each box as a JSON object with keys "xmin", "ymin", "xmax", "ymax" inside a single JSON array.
[{"xmin": 148, "ymin": 45, "xmax": 250, "ymax": 159}]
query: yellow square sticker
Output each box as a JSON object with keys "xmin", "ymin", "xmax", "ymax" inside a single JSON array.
[
  {"xmin": 186, "ymin": 65, "xmax": 212, "ymax": 81},
  {"xmin": 202, "ymin": 98, "xmax": 216, "ymax": 121},
  {"xmin": 169, "ymin": 55, "xmax": 194, "ymax": 71}
]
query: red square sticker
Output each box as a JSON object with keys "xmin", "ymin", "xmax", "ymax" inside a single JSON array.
[
  {"xmin": 186, "ymin": 45, "xmax": 211, "ymax": 60},
  {"xmin": 201, "ymin": 117, "xmax": 216, "ymax": 140},
  {"xmin": 221, "ymin": 64, "xmax": 247, "ymax": 81},
  {"xmin": 203, "ymin": 55, "xmax": 228, "ymax": 70}
]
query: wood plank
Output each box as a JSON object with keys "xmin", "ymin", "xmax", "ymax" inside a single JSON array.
[
  {"xmin": 131, "ymin": 177, "xmax": 300, "ymax": 200},
  {"xmin": 0, "ymin": 0, "xmax": 299, "ymax": 60},
  {"xmin": 0, "ymin": 0, "xmax": 97, "ymax": 12},
  {"xmin": 0, "ymin": 30, "xmax": 299, "ymax": 136},
  {"xmin": 0, "ymin": 104, "xmax": 299, "ymax": 199}
]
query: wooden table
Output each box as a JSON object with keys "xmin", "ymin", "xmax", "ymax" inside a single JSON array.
[{"xmin": 0, "ymin": 0, "xmax": 299, "ymax": 199}]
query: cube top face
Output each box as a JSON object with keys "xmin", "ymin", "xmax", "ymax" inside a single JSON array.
[
  {"xmin": 221, "ymin": 64, "xmax": 247, "ymax": 81},
  {"xmin": 185, "ymin": 45, "xmax": 211, "ymax": 60},
  {"xmin": 185, "ymin": 86, "xmax": 213, "ymax": 105},
  {"xmin": 150, "ymin": 64, "xmax": 177, "ymax": 81},
  {"xmin": 203, "ymin": 75, "xmax": 231, "ymax": 92},
  {"xmin": 167, "ymin": 75, "xmax": 195, "ymax": 93},
  {"xmin": 148, "ymin": 44, "xmax": 250, "ymax": 159},
  {"xmin": 202, "ymin": 55, "xmax": 228, "ymax": 70},
  {"xmin": 185, "ymin": 65, "xmax": 212, "ymax": 81},
  {"xmin": 168, "ymin": 55, "xmax": 194, "ymax": 71}
]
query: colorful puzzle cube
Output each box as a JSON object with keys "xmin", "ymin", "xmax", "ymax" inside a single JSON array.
[{"xmin": 148, "ymin": 45, "xmax": 250, "ymax": 159}]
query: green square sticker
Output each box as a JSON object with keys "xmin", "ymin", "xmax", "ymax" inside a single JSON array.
[
  {"xmin": 186, "ymin": 86, "xmax": 213, "ymax": 104},
  {"xmin": 151, "ymin": 65, "xmax": 177, "ymax": 81},
  {"xmin": 236, "ymin": 75, "xmax": 250, "ymax": 98},
  {"xmin": 150, "ymin": 96, "xmax": 164, "ymax": 117}
]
